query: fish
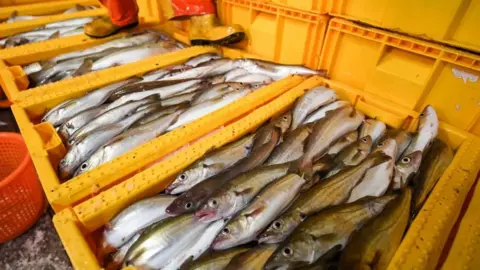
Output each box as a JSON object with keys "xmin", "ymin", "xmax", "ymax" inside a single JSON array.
[
  {"xmin": 130, "ymin": 104, "xmax": 187, "ymax": 128},
  {"xmin": 347, "ymin": 138, "xmax": 397, "ymax": 202},
  {"xmin": 195, "ymin": 163, "xmax": 292, "ymax": 222},
  {"xmin": 105, "ymin": 233, "xmax": 140, "ymax": 270},
  {"xmin": 74, "ymin": 110, "xmax": 183, "ymax": 176},
  {"xmin": 100, "ymin": 195, "xmax": 176, "ymax": 252},
  {"xmin": 69, "ymin": 98, "xmax": 157, "ymax": 143},
  {"xmin": 29, "ymin": 57, "xmax": 88, "ymax": 86},
  {"xmin": 104, "ymin": 80, "xmax": 202, "ymax": 112},
  {"xmin": 23, "ymin": 62, "xmax": 43, "ymax": 75},
  {"xmin": 236, "ymin": 59, "xmax": 324, "ymax": 80},
  {"xmin": 124, "ymin": 214, "xmax": 209, "ymax": 268},
  {"xmin": 392, "ymin": 151, "xmax": 423, "ymax": 189},
  {"xmin": 303, "ymin": 100, "xmax": 351, "ymax": 124},
  {"xmin": 161, "ymin": 91, "xmax": 198, "ymax": 106},
  {"xmin": 385, "ymin": 129, "xmax": 412, "ymax": 161},
  {"xmin": 340, "ymin": 188, "xmax": 412, "ymax": 270},
  {"xmin": 291, "ymin": 86, "xmax": 337, "ymax": 130},
  {"xmin": 258, "ymin": 153, "xmax": 390, "ymax": 244},
  {"xmin": 224, "ymin": 68, "xmax": 250, "ymax": 81},
  {"xmin": 51, "ymin": 32, "xmax": 162, "ymax": 62},
  {"xmin": 167, "ymin": 87, "xmax": 254, "ymax": 131},
  {"xmin": 359, "ymin": 119, "xmax": 387, "ymax": 145},
  {"xmin": 91, "ymin": 42, "xmax": 180, "ymax": 71},
  {"xmin": 57, "ymin": 105, "xmax": 107, "ymax": 141},
  {"xmin": 264, "ymin": 195, "xmax": 396, "ymax": 269},
  {"xmin": 108, "ymin": 79, "xmax": 201, "ymax": 101},
  {"xmin": 265, "ymin": 124, "xmax": 312, "ymax": 165},
  {"xmin": 412, "ymin": 139, "xmax": 453, "ymax": 214},
  {"xmin": 44, "ymin": 17, "xmax": 94, "ymax": 28},
  {"xmin": 299, "ymin": 106, "xmax": 364, "ymax": 177},
  {"xmin": 159, "ymin": 219, "xmax": 227, "ymax": 270},
  {"xmin": 211, "ymin": 174, "xmax": 306, "ymax": 250},
  {"xmin": 191, "ymin": 82, "xmax": 250, "ymax": 105},
  {"xmin": 326, "ymin": 135, "xmax": 373, "ymax": 177},
  {"xmin": 165, "ymin": 134, "xmax": 256, "ymax": 195},
  {"xmin": 165, "ymin": 113, "xmax": 292, "ymax": 216},
  {"xmin": 228, "ymin": 73, "xmax": 274, "ymax": 84},
  {"xmin": 59, "ymin": 108, "xmax": 154, "ymax": 179},
  {"xmin": 158, "ymin": 59, "xmax": 236, "ymax": 81},
  {"xmin": 184, "ymin": 53, "xmax": 222, "ymax": 67},
  {"xmin": 403, "ymin": 105, "xmax": 438, "ymax": 156},
  {"xmin": 183, "ymin": 248, "xmax": 250, "ymax": 270},
  {"xmin": 42, "ymin": 78, "xmax": 139, "ymax": 126},
  {"xmin": 327, "ymin": 130, "xmax": 359, "ymax": 156},
  {"xmin": 225, "ymin": 244, "xmax": 279, "ymax": 270}
]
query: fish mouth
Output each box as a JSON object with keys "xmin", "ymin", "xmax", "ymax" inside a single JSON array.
[
  {"xmin": 257, "ymin": 233, "xmax": 279, "ymax": 244},
  {"xmin": 195, "ymin": 209, "xmax": 218, "ymax": 222},
  {"xmin": 211, "ymin": 235, "xmax": 230, "ymax": 250}
]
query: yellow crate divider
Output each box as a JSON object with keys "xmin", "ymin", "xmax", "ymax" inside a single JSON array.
[
  {"xmin": 442, "ymin": 175, "xmax": 480, "ymax": 269},
  {"xmin": 0, "ymin": 8, "xmax": 106, "ymax": 38},
  {"xmin": 0, "ymin": 0, "xmax": 102, "ymax": 19},
  {"xmin": 0, "ymin": 0, "xmax": 66, "ymax": 7},
  {"xmin": 319, "ymin": 18, "xmax": 480, "ymax": 137},
  {"xmin": 214, "ymin": 0, "xmax": 330, "ymax": 69}
]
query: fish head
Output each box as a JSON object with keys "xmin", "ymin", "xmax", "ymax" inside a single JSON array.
[
  {"xmin": 344, "ymin": 130, "xmax": 359, "ymax": 143},
  {"xmin": 58, "ymin": 147, "xmax": 82, "ymax": 180},
  {"xmin": 165, "ymin": 163, "xmax": 205, "ymax": 194},
  {"xmin": 394, "ymin": 151, "xmax": 423, "ymax": 188},
  {"xmin": 258, "ymin": 211, "xmax": 305, "ymax": 244},
  {"xmin": 264, "ymin": 233, "xmax": 316, "ymax": 270},
  {"xmin": 73, "ymin": 151, "xmax": 103, "ymax": 177},
  {"xmin": 195, "ymin": 191, "xmax": 236, "ymax": 222},
  {"xmin": 211, "ymin": 216, "xmax": 247, "ymax": 250},
  {"xmin": 358, "ymin": 136, "xmax": 373, "ymax": 152},
  {"xmin": 165, "ymin": 190, "xmax": 202, "ymax": 216},
  {"xmin": 418, "ymin": 105, "xmax": 437, "ymax": 130},
  {"xmin": 272, "ymin": 112, "xmax": 293, "ymax": 134},
  {"xmin": 374, "ymin": 138, "xmax": 398, "ymax": 159}
]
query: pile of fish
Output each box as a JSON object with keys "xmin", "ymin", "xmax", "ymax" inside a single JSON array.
[
  {"xmin": 41, "ymin": 53, "xmax": 321, "ymax": 181},
  {"xmin": 22, "ymin": 30, "xmax": 186, "ymax": 87},
  {"xmin": 0, "ymin": 4, "xmax": 97, "ymax": 48},
  {"xmin": 98, "ymin": 85, "xmax": 453, "ymax": 270}
]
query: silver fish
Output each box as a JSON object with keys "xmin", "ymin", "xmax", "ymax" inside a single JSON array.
[
  {"xmin": 101, "ymin": 195, "xmax": 175, "ymax": 250},
  {"xmin": 59, "ymin": 109, "xmax": 152, "ymax": 179},
  {"xmin": 212, "ymin": 174, "xmax": 305, "ymax": 250},
  {"xmin": 51, "ymin": 32, "xmax": 161, "ymax": 62},
  {"xmin": 224, "ymin": 68, "xmax": 249, "ymax": 81},
  {"xmin": 91, "ymin": 42, "xmax": 179, "ymax": 71},
  {"xmin": 161, "ymin": 92, "xmax": 198, "ymax": 106},
  {"xmin": 403, "ymin": 105, "xmax": 438, "ymax": 156},
  {"xmin": 106, "ymin": 233, "xmax": 141, "ymax": 270},
  {"xmin": 327, "ymin": 130, "xmax": 359, "ymax": 156},
  {"xmin": 393, "ymin": 151, "xmax": 423, "ymax": 189},
  {"xmin": 359, "ymin": 119, "xmax": 386, "ymax": 145},
  {"xmin": 303, "ymin": 100, "xmax": 351, "ymax": 124},
  {"xmin": 42, "ymin": 78, "xmax": 139, "ymax": 126},
  {"xmin": 168, "ymin": 88, "xmax": 253, "ymax": 131},
  {"xmin": 236, "ymin": 59, "xmax": 322, "ymax": 80},
  {"xmin": 228, "ymin": 73, "xmax": 274, "ymax": 84},
  {"xmin": 69, "ymin": 98, "xmax": 157, "ymax": 143},
  {"xmin": 44, "ymin": 17, "xmax": 94, "ymax": 28},
  {"xmin": 166, "ymin": 134, "xmax": 256, "ymax": 194},
  {"xmin": 265, "ymin": 125, "xmax": 312, "ymax": 165},
  {"xmin": 291, "ymin": 86, "xmax": 337, "ymax": 130},
  {"xmin": 191, "ymin": 82, "xmax": 247, "ymax": 105},
  {"xmin": 74, "ymin": 110, "xmax": 182, "ymax": 176},
  {"xmin": 23, "ymin": 62, "xmax": 43, "ymax": 75},
  {"xmin": 57, "ymin": 105, "xmax": 107, "ymax": 141},
  {"xmin": 185, "ymin": 53, "xmax": 221, "ymax": 67}
]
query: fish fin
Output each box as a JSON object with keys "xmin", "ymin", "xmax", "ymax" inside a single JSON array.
[
  {"xmin": 72, "ymin": 59, "xmax": 93, "ymax": 77},
  {"xmin": 39, "ymin": 60, "xmax": 55, "ymax": 68},
  {"xmin": 48, "ymin": 31, "xmax": 60, "ymax": 40},
  {"xmin": 244, "ymin": 204, "xmax": 266, "ymax": 220},
  {"xmin": 75, "ymin": 4, "xmax": 86, "ymax": 11},
  {"xmin": 8, "ymin": 10, "xmax": 18, "ymax": 20},
  {"xmin": 179, "ymin": 256, "xmax": 194, "ymax": 270},
  {"xmin": 233, "ymin": 187, "xmax": 254, "ymax": 197}
]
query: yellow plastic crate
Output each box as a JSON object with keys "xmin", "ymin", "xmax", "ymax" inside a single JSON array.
[
  {"xmin": 0, "ymin": 0, "xmax": 65, "ymax": 7},
  {"xmin": 319, "ymin": 18, "xmax": 480, "ymax": 137},
  {"xmin": 0, "ymin": 0, "xmax": 101, "ymax": 19},
  {"xmin": 171, "ymin": 0, "xmax": 329, "ymax": 69},
  {"xmin": 11, "ymin": 45, "xmax": 306, "ymax": 212},
  {"xmin": 441, "ymin": 179, "xmax": 480, "ymax": 269},
  {"xmin": 51, "ymin": 75, "xmax": 480, "ymax": 269},
  {"xmin": 329, "ymin": 0, "xmax": 480, "ymax": 53}
]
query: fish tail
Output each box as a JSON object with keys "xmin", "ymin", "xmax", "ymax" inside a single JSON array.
[{"xmin": 73, "ymin": 59, "xmax": 93, "ymax": 77}]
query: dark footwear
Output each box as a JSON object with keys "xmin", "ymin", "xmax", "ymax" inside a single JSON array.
[{"xmin": 188, "ymin": 14, "xmax": 245, "ymax": 46}]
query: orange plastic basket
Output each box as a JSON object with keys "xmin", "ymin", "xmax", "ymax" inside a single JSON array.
[{"xmin": 0, "ymin": 132, "xmax": 44, "ymax": 243}]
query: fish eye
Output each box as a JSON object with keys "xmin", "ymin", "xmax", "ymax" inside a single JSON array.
[
  {"xmin": 80, "ymin": 163, "xmax": 88, "ymax": 171},
  {"xmin": 208, "ymin": 199, "xmax": 218, "ymax": 208},
  {"xmin": 420, "ymin": 112, "xmax": 425, "ymax": 117},
  {"xmin": 299, "ymin": 213, "xmax": 306, "ymax": 220},
  {"xmin": 60, "ymin": 159, "xmax": 67, "ymax": 165},
  {"xmin": 361, "ymin": 137, "xmax": 368, "ymax": 143},
  {"xmin": 222, "ymin": 227, "xmax": 230, "ymax": 235},
  {"xmin": 402, "ymin": 157, "xmax": 411, "ymax": 164},
  {"xmin": 185, "ymin": 202, "xmax": 193, "ymax": 209},
  {"xmin": 283, "ymin": 116, "xmax": 288, "ymax": 120},
  {"xmin": 282, "ymin": 247, "xmax": 293, "ymax": 257},
  {"xmin": 377, "ymin": 142, "xmax": 384, "ymax": 146},
  {"xmin": 272, "ymin": 221, "xmax": 282, "ymax": 230},
  {"xmin": 179, "ymin": 173, "xmax": 187, "ymax": 181}
]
